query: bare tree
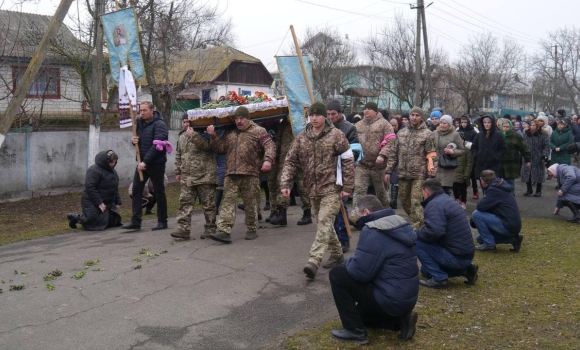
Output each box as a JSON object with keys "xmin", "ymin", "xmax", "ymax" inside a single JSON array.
[
  {"xmin": 293, "ymin": 27, "xmax": 358, "ymax": 103},
  {"xmin": 535, "ymin": 27, "xmax": 580, "ymax": 115},
  {"xmin": 363, "ymin": 15, "xmax": 447, "ymax": 110},
  {"xmin": 447, "ymin": 32, "xmax": 522, "ymax": 115}
]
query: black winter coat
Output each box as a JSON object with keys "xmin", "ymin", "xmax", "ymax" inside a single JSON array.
[
  {"xmin": 417, "ymin": 190, "xmax": 474, "ymax": 259},
  {"xmin": 348, "ymin": 209, "xmax": 419, "ymax": 317},
  {"xmin": 471, "ymin": 116, "xmax": 506, "ymax": 177},
  {"xmin": 80, "ymin": 151, "xmax": 122, "ymax": 231},
  {"xmin": 477, "ymin": 178, "xmax": 521, "ymax": 234},
  {"xmin": 136, "ymin": 111, "xmax": 169, "ymax": 165}
]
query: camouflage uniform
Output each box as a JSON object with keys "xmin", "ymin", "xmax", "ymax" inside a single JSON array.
[
  {"xmin": 267, "ymin": 121, "xmax": 311, "ymax": 212},
  {"xmin": 174, "ymin": 130, "xmax": 218, "ymax": 236},
  {"xmin": 383, "ymin": 119, "xmax": 434, "ymax": 229},
  {"xmin": 352, "ymin": 114, "xmax": 394, "ymax": 218},
  {"xmin": 210, "ymin": 121, "xmax": 276, "ymax": 236},
  {"xmin": 281, "ymin": 119, "xmax": 355, "ymax": 267}
]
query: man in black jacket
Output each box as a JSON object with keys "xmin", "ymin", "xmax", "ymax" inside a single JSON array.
[
  {"xmin": 416, "ymin": 179, "xmax": 477, "ymax": 289},
  {"xmin": 122, "ymin": 101, "xmax": 170, "ymax": 231},
  {"xmin": 471, "ymin": 170, "xmax": 523, "ymax": 252}
]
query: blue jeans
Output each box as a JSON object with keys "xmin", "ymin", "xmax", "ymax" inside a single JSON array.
[
  {"xmin": 334, "ymin": 198, "xmax": 349, "ymax": 242},
  {"xmin": 416, "ymin": 240, "xmax": 472, "ymax": 281},
  {"xmin": 472, "ymin": 210, "xmax": 514, "ymax": 246}
]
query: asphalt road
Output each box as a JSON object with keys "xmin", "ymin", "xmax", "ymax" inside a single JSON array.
[{"xmin": 0, "ymin": 176, "xmax": 572, "ymax": 350}]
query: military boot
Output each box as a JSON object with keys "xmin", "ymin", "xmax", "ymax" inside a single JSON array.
[
  {"xmin": 265, "ymin": 210, "xmax": 278, "ymax": 223},
  {"xmin": 200, "ymin": 228, "xmax": 215, "ymax": 240},
  {"xmin": 322, "ymin": 254, "xmax": 344, "ymax": 269},
  {"xmin": 170, "ymin": 230, "xmax": 192, "ymax": 240},
  {"xmin": 270, "ymin": 207, "xmax": 287, "ymax": 226},
  {"xmin": 297, "ymin": 208, "xmax": 312, "ymax": 225}
]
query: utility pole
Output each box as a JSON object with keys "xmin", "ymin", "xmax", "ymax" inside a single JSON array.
[
  {"xmin": 412, "ymin": 0, "xmax": 423, "ymax": 107},
  {"xmin": 88, "ymin": 0, "xmax": 105, "ymax": 165},
  {"xmin": 0, "ymin": 0, "xmax": 74, "ymax": 148},
  {"xmin": 421, "ymin": 2, "xmax": 434, "ymax": 111},
  {"xmin": 552, "ymin": 45, "xmax": 558, "ymax": 111}
]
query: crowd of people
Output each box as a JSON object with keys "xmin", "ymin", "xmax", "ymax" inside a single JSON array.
[{"xmin": 66, "ymin": 100, "xmax": 580, "ymax": 345}]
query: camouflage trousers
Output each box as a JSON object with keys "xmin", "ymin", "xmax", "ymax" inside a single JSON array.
[
  {"xmin": 217, "ymin": 175, "xmax": 260, "ymax": 234},
  {"xmin": 399, "ymin": 178, "xmax": 425, "ymax": 229},
  {"xmin": 268, "ymin": 166, "xmax": 310, "ymax": 210},
  {"xmin": 309, "ymin": 193, "xmax": 343, "ymax": 267},
  {"xmin": 352, "ymin": 165, "xmax": 389, "ymax": 220},
  {"xmin": 176, "ymin": 181, "xmax": 216, "ymax": 234}
]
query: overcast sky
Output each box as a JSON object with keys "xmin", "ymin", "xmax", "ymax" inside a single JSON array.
[{"xmin": 6, "ymin": 0, "xmax": 580, "ymax": 73}]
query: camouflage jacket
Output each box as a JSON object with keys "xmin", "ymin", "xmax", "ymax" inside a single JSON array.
[
  {"xmin": 274, "ymin": 120, "xmax": 295, "ymax": 164},
  {"xmin": 210, "ymin": 121, "xmax": 276, "ymax": 177},
  {"xmin": 174, "ymin": 130, "xmax": 217, "ymax": 186},
  {"xmin": 281, "ymin": 119, "xmax": 355, "ymax": 197},
  {"xmin": 356, "ymin": 114, "xmax": 394, "ymax": 169},
  {"xmin": 384, "ymin": 120, "xmax": 434, "ymax": 180}
]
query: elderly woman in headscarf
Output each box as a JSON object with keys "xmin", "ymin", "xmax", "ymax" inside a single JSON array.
[
  {"xmin": 521, "ymin": 119, "xmax": 550, "ymax": 197},
  {"xmin": 549, "ymin": 162, "xmax": 580, "ymax": 223},
  {"xmin": 67, "ymin": 150, "xmax": 123, "ymax": 231}
]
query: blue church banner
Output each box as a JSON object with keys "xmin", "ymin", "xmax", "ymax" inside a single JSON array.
[
  {"xmin": 101, "ymin": 8, "xmax": 145, "ymax": 84},
  {"xmin": 276, "ymin": 56, "xmax": 314, "ymax": 136}
]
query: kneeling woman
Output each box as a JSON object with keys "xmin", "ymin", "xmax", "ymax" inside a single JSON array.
[{"xmin": 67, "ymin": 150, "xmax": 123, "ymax": 230}]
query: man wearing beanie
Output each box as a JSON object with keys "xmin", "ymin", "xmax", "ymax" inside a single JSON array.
[
  {"xmin": 384, "ymin": 106, "xmax": 435, "ymax": 229},
  {"xmin": 350, "ymin": 101, "xmax": 394, "ymax": 223},
  {"xmin": 327, "ymin": 99, "xmax": 359, "ymax": 253},
  {"xmin": 171, "ymin": 114, "xmax": 218, "ymax": 240},
  {"xmin": 281, "ymin": 102, "xmax": 355, "ymax": 279},
  {"xmin": 205, "ymin": 106, "xmax": 276, "ymax": 243}
]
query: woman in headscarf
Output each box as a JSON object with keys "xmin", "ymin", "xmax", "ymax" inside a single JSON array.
[
  {"xmin": 499, "ymin": 119, "xmax": 531, "ymax": 193},
  {"xmin": 67, "ymin": 150, "xmax": 123, "ymax": 231},
  {"xmin": 521, "ymin": 120, "xmax": 550, "ymax": 196}
]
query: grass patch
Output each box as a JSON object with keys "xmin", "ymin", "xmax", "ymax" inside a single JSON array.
[
  {"xmin": 0, "ymin": 183, "xmax": 182, "ymax": 246},
  {"xmin": 283, "ymin": 218, "xmax": 580, "ymax": 349}
]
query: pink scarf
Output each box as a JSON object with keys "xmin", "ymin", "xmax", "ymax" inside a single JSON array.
[{"xmin": 153, "ymin": 140, "xmax": 173, "ymax": 154}]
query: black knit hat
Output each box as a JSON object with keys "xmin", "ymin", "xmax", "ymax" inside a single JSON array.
[
  {"xmin": 234, "ymin": 106, "xmax": 250, "ymax": 119},
  {"xmin": 309, "ymin": 102, "xmax": 327, "ymax": 116},
  {"xmin": 181, "ymin": 113, "xmax": 189, "ymax": 120},
  {"xmin": 326, "ymin": 99, "xmax": 342, "ymax": 113},
  {"xmin": 364, "ymin": 101, "xmax": 378, "ymax": 113}
]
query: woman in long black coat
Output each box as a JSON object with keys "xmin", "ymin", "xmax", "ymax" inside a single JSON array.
[
  {"xmin": 471, "ymin": 115, "xmax": 506, "ymax": 185},
  {"xmin": 67, "ymin": 150, "xmax": 122, "ymax": 231}
]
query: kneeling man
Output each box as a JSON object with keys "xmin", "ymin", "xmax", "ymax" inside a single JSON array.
[
  {"xmin": 329, "ymin": 195, "xmax": 418, "ymax": 344},
  {"xmin": 416, "ymin": 179, "xmax": 477, "ymax": 289},
  {"xmin": 471, "ymin": 170, "xmax": 523, "ymax": 252}
]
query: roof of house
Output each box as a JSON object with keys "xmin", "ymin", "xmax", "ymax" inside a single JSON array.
[
  {"xmin": 0, "ymin": 10, "xmax": 87, "ymax": 60},
  {"xmin": 160, "ymin": 46, "xmax": 263, "ymax": 85}
]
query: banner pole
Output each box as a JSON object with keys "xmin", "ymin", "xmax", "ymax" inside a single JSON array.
[{"xmin": 129, "ymin": 100, "xmax": 144, "ymax": 181}]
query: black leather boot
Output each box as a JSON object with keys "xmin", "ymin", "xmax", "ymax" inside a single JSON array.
[
  {"xmin": 331, "ymin": 328, "xmax": 368, "ymax": 344},
  {"xmin": 524, "ymin": 182, "xmax": 533, "ymax": 196},
  {"xmin": 270, "ymin": 207, "xmax": 287, "ymax": 226},
  {"xmin": 67, "ymin": 213, "xmax": 79, "ymax": 229},
  {"xmin": 534, "ymin": 183, "xmax": 542, "ymax": 197},
  {"xmin": 265, "ymin": 210, "xmax": 278, "ymax": 223},
  {"xmin": 297, "ymin": 208, "xmax": 312, "ymax": 225},
  {"xmin": 390, "ymin": 184, "xmax": 398, "ymax": 209}
]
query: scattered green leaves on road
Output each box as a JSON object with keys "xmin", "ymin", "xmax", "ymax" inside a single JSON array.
[
  {"xmin": 46, "ymin": 283, "xmax": 55, "ymax": 291},
  {"xmin": 10, "ymin": 284, "xmax": 25, "ymax": 291},
  {"xmin": 73, "ymin": 271, "xmax": 85, "ymax": 280},
  {"xmin": 133, "ymin": 265, "xmax": 142, "ymax": 270},
  {"xmin": 84, "ymin": 259, "xmax": 100, "ymax": 266}
]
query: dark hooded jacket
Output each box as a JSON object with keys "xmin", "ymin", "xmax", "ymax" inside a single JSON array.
[
  {"xmin": 457, "ymin": 117, "xmax": 478, "ymax": 143},
  {"xmin": 471, "ymin": 115, "xmax": 506, "ymax": 177},
  {"xmin": 476, "ymin": 177, "xmax": 521, "ymax": 234},
  {"xmin": 80, "ymin": 150, "xmax": 122, "ymax": 231},
  {"xmin": 417, "ymin": 190, "xmax": 474, "ymax": 259},
  {"xmin": 136, "ymin": 111, "xmax": 169, "ymax": 165},
  {"xmin": 346, "ymin": 209, "xmax": 419, "ymax": 317}
]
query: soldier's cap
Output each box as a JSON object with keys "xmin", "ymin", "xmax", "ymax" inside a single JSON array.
[
  {"xmin": 364, "ymin": 101, "xmax": 378, "ymax": 113},
  {"xmin": 309, "ymin": 102, "xmax": 327, "ymax": 117},
  {"xmin": 181, "ymin": 113, "xmax": 189, "ymax": 120},
  {"xmin": 234, "ymin": 106, "xmax": 250, "ymax": 119},
  {"xmin": 410, "ymin": 106, "xmax": 424, "ymax": 117}
]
